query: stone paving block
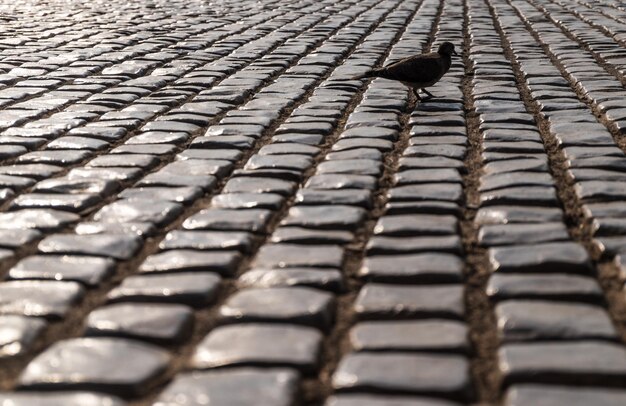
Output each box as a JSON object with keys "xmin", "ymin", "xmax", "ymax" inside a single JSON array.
[
  {"xmin": 475, "ymin": 206, "xmax": 563, "ymax": 225},
  {"xmin": 495, "ymin": 300, "xmax": 617, "ymax": 342},
  {"xmin": 326, "ymin": 394, "xmax": 462, "ymax": 406},
  {"xmin": 354, "ymin": 284, "xmax": 464, "ymax": 321},
  {"xmin": 108, "ymin": 273, "xmax": 220, "ymax": 307},
  {"xmin": 488, "ymin": 242, "xmax": 592, "ymax": 274},
  {"xmin": 504, "ymin": 384, "xmax": 626, "ymax": 406},
  {"xmin": 0, "ymin": 280, "xmax": 84, "ymax": 319},
  {"xmin": 254, "ymin": 243, "xmax": 344, "ymax": 269},
  {"xmin": 332, "ymin": 352, "xmax": 471, "ymax": 399},
  {"xmin": 480, "ymin": 186, "xmax": 558, "ymax": 207},
  {"xmin": 388, "ymin": 183, "xmax": 464, "ymax": 203},
  {"xmin": 487, "ymin": 273, "xmax": 604, "ymax": 303},
  {"xmin": 183, "ymin": 208, "xmax": 273, "ymax": 234},
  {"xmin": 155, "ymin": 368, "xmax": 299, "ymax": 406},
  {"xmin": 0, "ymin": 392, "xmax": 126, "ymax": 406},
  {"xmin": 85, "ymin": 303, "xmax": 194, "ymax": 345},
  {"xmin": 359, "ymin": 253, "xmax": 464, "ymax": 283},
  {"xmin": 38, "ymin": 233, "xmax": 142, "ymax": 260},
  {"xmin": 159, "ymin": 230, "xmax": 253, "ymax": 253},
  {"xmin": 350, "ymin": 320, "xmax": 469, "ymax": 354},
  {"xmin": 499, "ymin": 341, "xmax": 626, "ymax": 387},
  {"xmin": 0, "ymin": 209, "xmax": 79, "ymax": 231},
  {"xmin": 9, "ymin": 255, "xmax": 115, "ymax": 287},
  {"xmin": 239, "ymin": 268, "xmax": 344, "ymax": 292},
  {"xmin": 0, "ymin": 315, "xmax": 47, "ymax": 358},
  {"xmin": 18, "ymin": 337, "xmax": 170, "ymax": 397},
  {"xmin": 139, "ymin": 250, "xmax": 241, "ymax": 276},
  {"xmin": 295, "ymin": 188, "xmax": 373, "ymax": 208},
  {"xmin": 366, "ymin": 235, "xmax": 463, "ymax": 255},
  {"xmin": 373, "ymin": 214, "xmax": 458, "ymax": 236},
  {"xmin": 192, "ymin": 323, "xmax": 323, "ymax": 373},
  {"xmin": 478, "ymin": 223, "xmax": 570, "ymax": 247},
  {"xmin": 220, "ymin": 287, "xmax": 334, "ymax": 330},
  {"xmin": 280, "ymin": 205, "xmax": 367, "ymax": 231}
]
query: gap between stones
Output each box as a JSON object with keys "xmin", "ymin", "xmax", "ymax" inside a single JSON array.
[{"xmin": 459, "ymin": 0, "xmax": 501, "ymax": 403}]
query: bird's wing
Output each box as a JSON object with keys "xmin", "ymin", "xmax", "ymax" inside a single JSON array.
[{"xmin": 382, "ymin": 53, "xmax": 443, "ymax": 83}]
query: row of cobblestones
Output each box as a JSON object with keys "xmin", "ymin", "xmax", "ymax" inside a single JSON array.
[{"xmin": 2, "ymin": 0, "xmax": 626, "ymax": 405}]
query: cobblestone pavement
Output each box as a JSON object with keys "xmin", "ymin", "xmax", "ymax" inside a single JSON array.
[{"xmin": 2, "ymin": 0, "xmax": 626, "ymax": 404}]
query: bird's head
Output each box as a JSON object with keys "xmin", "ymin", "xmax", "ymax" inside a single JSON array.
[{"xmin": 438, "ymin": 42, "xmax": 458, "ymax": 57}]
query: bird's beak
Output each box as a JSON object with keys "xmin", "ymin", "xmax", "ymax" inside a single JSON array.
[{"xmin": 453, "ymin": 50, "xmax": 459, "ymax": 56}]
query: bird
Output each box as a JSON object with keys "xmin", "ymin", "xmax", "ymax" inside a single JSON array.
[{"xmin": 353, "ymin": 42, "xmax": 458, "ymax": 101}]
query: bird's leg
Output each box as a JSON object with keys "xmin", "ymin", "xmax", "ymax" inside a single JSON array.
[
  {"xmin": 422, "ymin": 88, "xmax": 435, "ymax": 98},
  {"xmin": 412, "ymin": 88, "xmax": 422, "ymax": 101}
]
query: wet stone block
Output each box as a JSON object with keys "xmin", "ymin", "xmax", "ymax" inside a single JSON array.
[
  {"xmin": 0, "ymin": 209, "xmax": 79, "ymax": 231},
  {"xmin": 270, "ymin": 225, "xmax": 354, "ymax": 246},
  {"xmin": 192, "ymin": 323, "xmax": 323, "ymax": 373},
  {"xmin": 478, "ymin": 223, "xmax": 570, "ymax": 247},
  {"xmin": 295, "ymin": 189, "xmax": 373, "ymax": 208},
  {"xmin": 388, "ymin": 183, "xmax": 463, "ymax": 203},
  {"xmin": 373, "ymin": 214, "xmax": 458, "ymax": 236},
  {"xmin": 154, "ymin": 368, "xmax": 299, "ymax": 406},
  {"xmin": 219, "ymin": 287, "xmax": 334, "ymax": 331},
  {"xmin": 366, "ymin": 235, "xmax": 463, "ymax": 256},
  {"xmin": 479, "ymin": 172, "xmax": 554, "ymax": 192},
  {"xmin": 499, "ymin": 341, "xmax": 626, "ymax": 387},
  {"xmin": 385, "ymin": 201, "xmax": 462, "ymax": 217},
  {"xmin": 306, "ymin": 173, "xmax": 378, "ymax": 190},
  {"xmin": 332, "ymin": 352, "xmax": 471, "ymax": 399},
  {"xmin": 210, "ymin": 192, "xmax": 284, "ymax": 211},
  {"xmin": 354, "ymin": 284, "xmax": 464, "ymax": 321},
  {"xmin": 222, "ymin": 177, "xmax": 296, "ymax": 196},
  {"xmin": 495, "ymin": 300, "xmax": 617, "ymax": 342},
  {"xmin": 0, "ymin": 280, "xmax": 84, "ymax": 319},
  {"xmin": 85, "ymin": 303, "xmax": 194, "ymax": 345},
  {"xmin": 0, "ymin": 229, "xmax": 41, "ymax": 249},
  {"xmin": 475, "ymin": 206, "xmax": 563, "ymax": 225},
  {"xmin": 487, "ymin": 273, "xmax": 603, "ymax": 303},
  {"xmin": 183, "ymin": 208, "xmax": 273, "ymax": 234},
  {"xmin": 139, "ymin": 250, "xmax": 241, "ymax": 277},
  {"xmin": 0, "ymin": 392, "xmax": 126, "ymax": 406},
  {"xmin": 326, "ymin": 394, "xmax": 462, "ymax": 406},
  {"xmin": 9, "ymin": 255, "xmax": 115, "ymax": 287},
  {"xmin": 238, "ymin": 268, "xmax": 344, "ymax": 292},
  {"xmin": 107, "ymin": 273, "xmax": 220, "ymax": 307},
  {"xmin": 480, "ymin": 186, "xmax": 558, "ymax": 207},
  {"xmin": 394, "ymin": 168, "xmax": 463, "ymax": 185},
  {"xmin": 254, "ymin": 244, "xmax": 344, "ymax": 269},
  {"xmin": 18, "ymin": 337, "xmax": 170, "ymax": 397},
  {"xmin": 11, "ymin": 193, "xmax": 102, "ymax": 213},
  {"xmin": 359, "ymin": 253, "xmax": 464, "ymax": 283},
  {"xmin": 0, "ymin": 315, "xmax": 47, "ymax": 358},
  {"xmin": 159, "ymin": 230, "xmax": 253, "ymax": 253},
  {"xmin": 488, "ymin": 242, "xmax": 591, "ymax": 274},
  {"xmin": 504, "ymin": 384, "xmax": 626, "ymax": 406},
  {"xmin": 33, "ymin": 177, "xmax": 119, "ymax": 196},
  {"xmin": 350, "ymin": 320, "xmax": 469, "ymax": 353},
  {"xmin": 119, "ymin": 186, "xmax": 203, "ymax": 205},
  {"xmin": 38, "ymin": 234, "xmax": 142, "ymax": 260},
  {"xmin": 280, "ymin": 205, "xmax": 367, "ymax": 231}
]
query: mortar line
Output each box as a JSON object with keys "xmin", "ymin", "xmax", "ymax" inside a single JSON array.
[{"xmin": 460, "ymin": 0, "xmax": 501, "ymax": 403}]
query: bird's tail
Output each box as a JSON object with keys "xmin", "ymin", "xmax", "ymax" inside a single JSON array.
[{"xmin": 352, "ymin": 69, "xmax": 381, "ymax": 80}]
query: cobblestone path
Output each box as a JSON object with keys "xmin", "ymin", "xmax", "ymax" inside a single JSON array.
[{"xmin": 2, "ymin": 0, "xmax": 626, "ymax": 404}]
